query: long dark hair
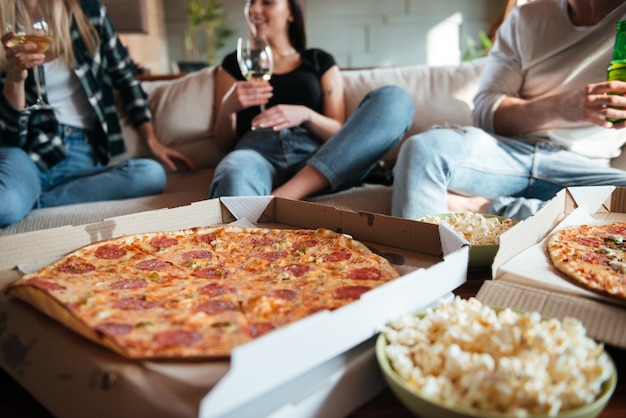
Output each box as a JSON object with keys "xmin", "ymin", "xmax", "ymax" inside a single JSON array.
[{"xmin": 288, "ymin": 0, "xmax": 306, "ymax": 51}]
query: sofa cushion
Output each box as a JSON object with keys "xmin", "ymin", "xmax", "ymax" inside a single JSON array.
[{"xmin": 111, "ymin": 67, "xmax": 225, "ymax": 170}]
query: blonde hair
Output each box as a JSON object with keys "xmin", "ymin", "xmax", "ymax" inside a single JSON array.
[{"xmin": 1, "ymin": 0, "xmax": 99, "ymax": 71}]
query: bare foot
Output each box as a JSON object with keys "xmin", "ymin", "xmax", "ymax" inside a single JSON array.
[{"xmin": 447, "ymin": 192, "xmax": 491, "ymax": 213}]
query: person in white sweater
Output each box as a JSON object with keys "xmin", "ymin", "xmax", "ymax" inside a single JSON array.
[{"xmin": 392, "ymin": 0, "xmax": 626, "ymax": 220}]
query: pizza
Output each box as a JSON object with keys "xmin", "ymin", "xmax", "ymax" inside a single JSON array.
[
  {"xmin": 6, "ymin": 226, "xmax": 400, "ymax": 359},
  {"xmin": 546, "ymin": 222, "xmax": 626, "ymax": 300}
]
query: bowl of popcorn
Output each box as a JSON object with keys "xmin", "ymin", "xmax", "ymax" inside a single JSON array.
[
  {"xmin": 418, "ymin": 213, "xmax": 516, "ymax": 270},
  {"xmin": 376, "ymin": 297, "xmax": 617, "ymax": 418}
]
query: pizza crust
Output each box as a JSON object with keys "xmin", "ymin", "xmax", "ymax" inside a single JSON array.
[{"xmin": 7, "ymin": 285, "xmax": 131, "ymax": 357}]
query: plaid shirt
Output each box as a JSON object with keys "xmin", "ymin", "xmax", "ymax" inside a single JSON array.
[{"xmin": 0, "ymin": 0, "xmax": 152, "ymax": 171}]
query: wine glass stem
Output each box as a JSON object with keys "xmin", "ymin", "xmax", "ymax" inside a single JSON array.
[{"xmin": 32, "ymin": 65, "xmax": 45, "ymax": 105}]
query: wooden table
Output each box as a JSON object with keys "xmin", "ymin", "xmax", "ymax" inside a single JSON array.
[{"xmin": 1, "ymin": 272, "xmax": 624, "ymax": 417}]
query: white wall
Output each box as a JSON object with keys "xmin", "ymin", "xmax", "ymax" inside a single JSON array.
[{"xmin": 162, "ymin": 0, "xmax": 505, "ymax": 71}]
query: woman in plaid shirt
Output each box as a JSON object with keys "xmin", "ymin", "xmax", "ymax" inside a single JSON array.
[{"xmin": 0, "ymin": 0, "xmax": 195, "ymax": 227}]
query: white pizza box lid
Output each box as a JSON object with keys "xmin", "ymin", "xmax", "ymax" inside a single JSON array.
[
  {"xmin": 0, "ymin": 197, "xmax": 468, "ymax": 418},
  {"xmin": 476, "ymin": 186, "xmax": 626, "ymax": 349}
]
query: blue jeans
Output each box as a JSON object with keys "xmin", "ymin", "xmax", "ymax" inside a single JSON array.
[
  {"xmin": 0, "ymin": 125, "xmax": 166, "ymax": 227},
  {"xmin": 209, "ymin": 85, "xmax": 415, "ymax": 197},
  {"xmin": 391, "ymin": 126, "xmax": 626, "ymax": 220}
]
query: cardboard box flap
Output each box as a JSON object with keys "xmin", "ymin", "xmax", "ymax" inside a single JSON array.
[
  {"xmin": 252, "ymin": 198, "xmax": 461, "ymax": 257},
  {"xmin": 608, "ymin": 186, "xmax": 626, "ymax": 213},
  {"xmin": 477, "ymin": 280, "xmax": 626, "ymax": 348},
  {"xmin": 567, "ymin": 186, "xmax": 614, "ymax": 213},
  {"xmin": 0, "ymin": 225, "xmax": 92, "ymax": 271},
  {"xmin": 0, "ymin": 200, "xmax": 226, "ymax": 271},
  {"xmin": 220, "ymin": 196, "xmax": 274, "ymax": 223}
]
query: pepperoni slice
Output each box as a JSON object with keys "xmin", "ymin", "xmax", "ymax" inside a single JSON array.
[
  {"xmin": 96, "ymin": 322, "xmax": 133, "ymax": 336},
  {"xmin": 334, "ymin": 285, "xmax": 371, "ymax": 300},
  {"xmin": 249, "ymin": 322, "xmax": 275, "ymax": 337},
  {"xmin": 199, "ymin": 283, "xmax": 230, "ymax": 297},
  {"xmin": 110, "ymin": 279, "xmax": 147, "ymax": 290},
  {"xmin": 252, "ymin": 236, "xmax": 275, "ymax": 246},
  {"xmin": 181, "ymin": 250, "xmax": 213, "ymax": 261},
  {"xmin": 282, "ymin": 264, "xmax": 310, "ymax": 277},
  {"xmin": 195, "ymin": 299, "xmax": 238, "ymax": 314},
  {"xmin": 194, "ymin": 268, "xmax": 226, "ymax": 279},
  {"xmin": 349, "ymin": 267, "xmax": 382, "ymax": 280},
  {"xmin": 57, "ymin": 259, "xmax": 96, "ymax": 274},
  {"xmin": 197, "ymin": 233, "xmax": 216, "ymax": 244},
  {"xmin": 114, "ymin": 297, "xmax": 155, "ymax": 310},
  {"xmin": 268, "ymin": 289, "xmax": 298, "ymax": 301},
  {"xmin": 154, "ymin": 329, "xmax": 202, "ymax": 348},
  {"xmin": 150, "ymin": 236, "xmax": 179, "ymax": 249},
  {"xmin": 581, "ymin": 252, "xmax": 613, "ymax": 265},
  {"xmin": 95, "ymin": 244, "xmax": 127, "ymax": 259},
  {"xmin": 259, "ymin": 250, "xmax": 287, "ymax": 261},
  {"xmin": 575, "ymin": 237, "xmax": 601, "ymax": 248},
  {"xmin": 135, "ymin": 259, "xmax": 171, "ymax": 270},
  {"xmin": 605, "ymin": 225, "xmax": 626, "ymax": 235},
  {"xmin": 28, "ymin": 278, "xmax": 66, "ymax": 292},
  {"xmin": 291, "ymin": 240, "xmax": 318, "ymax": 251},
  {"xmin": 323, "ymin": 251, "xmax": 352, "ymax": 262}
]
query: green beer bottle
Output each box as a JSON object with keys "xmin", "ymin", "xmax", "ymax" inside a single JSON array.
[{"xmin": 607, "ymin": 20, "xmax": 626, "ymax": 123}]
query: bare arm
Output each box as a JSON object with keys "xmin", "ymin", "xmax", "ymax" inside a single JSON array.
[
  {"xmin": 138, "ymin": 122, "xmax": 197, "ymax": 171},
  {"xmin": 493, "ymin": 80, "xmax": 626, "ymax": 136},
  {"xmin": 300, "ymin": 65, "xmax": 345, "ymax": 141},
  {"xmin": 212, "ymin": 66, "xmax": 274, "ymax": 152},
  {"xmin": 250, "ymin": 65, "xmax": 345, "ymax": 141}
]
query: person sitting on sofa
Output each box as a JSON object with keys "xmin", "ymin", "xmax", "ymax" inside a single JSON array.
[
  {"xmin": 209, "ymin": 0, "xmax": 414, "ymax": 199},
  {"xmin": 391, "ymin": 0, "xmax": 626, "ymax": 221},
  {"xmin": 0, "ymin": 0, "xmax": 195, "ymax": 228}
]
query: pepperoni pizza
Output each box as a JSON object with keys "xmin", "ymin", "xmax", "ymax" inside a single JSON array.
[
  {"xmin": 547, "ymin": 222, "xmax": 626, "ymax": 300},
  {"xmin": 7, "ymin": 226, "xmax": 400, "ymax": 359}
]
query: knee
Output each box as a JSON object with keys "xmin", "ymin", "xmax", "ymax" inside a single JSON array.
[
  {"xmin": 398, "ymin": 134, "xmax": 430, "ymax": 158},
  {"xmin": 0, "ymin": 188, "xmax": 32, "ymax": 227},
  {"xmin": 371, "ymin": 85, "xmax": 415, "ymax": 118},
  {"xmin": 210, "ymin": 152, "xmax": 270, "ymax": 198},
  {"xmin": 124, "ymin": 159, "xmax": 166, "ymax": 195},
  {"xmin": 404, "ymin": 129, "xmax": 465, "ymax": 156}
]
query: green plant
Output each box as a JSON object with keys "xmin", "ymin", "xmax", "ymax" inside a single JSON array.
[
  {"xmin": 462, "ymin": 31, "xmax": 493, "ymax": 61},
  {"xmin": 184, "ymin": 0, "xmax": 235, "ymax": 64}
]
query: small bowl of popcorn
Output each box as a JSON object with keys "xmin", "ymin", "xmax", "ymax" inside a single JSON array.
[
  {"xmin": 376, "ymin": 297, "xmax": 617, "ymax": 418},
  {"xmin": 418, "ymin": 213, "xmax": 516, "ymax": 270}
]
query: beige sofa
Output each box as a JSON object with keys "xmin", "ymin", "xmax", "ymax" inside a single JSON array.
[{"xmin": 0, "ymin": 57, "xmax": 488, "ymax": 236}]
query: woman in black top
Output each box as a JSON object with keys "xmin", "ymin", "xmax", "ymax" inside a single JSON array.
[{"xmin": 210, "ymin": 0, "xmax": 414, "ymax": 199}]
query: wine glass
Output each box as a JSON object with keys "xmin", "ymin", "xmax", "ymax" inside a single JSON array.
[
  {"xmin": 7, "ymin": 0, "xmax": 53, "ymax": 110},
  {"xmin": 237, "ymin": 35, "xmax": 273, "ymax": 113}
]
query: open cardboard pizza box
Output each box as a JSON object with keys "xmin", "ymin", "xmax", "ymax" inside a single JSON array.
[
  {"xmin": 476, "ymin": 186, "xmax": 626, "ymax": 349},
  {"xmin": 0, "ymin": 197, "xmax": 468, "ymax": 418}
]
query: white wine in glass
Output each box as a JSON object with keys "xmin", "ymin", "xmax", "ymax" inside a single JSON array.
[
  {"xmin": 237, "ymin": 36, "xmax": 273, "ymax": 112},
  {"xmin": 9, "ymin": 0, "xmax": 53, "ymax": 110}
]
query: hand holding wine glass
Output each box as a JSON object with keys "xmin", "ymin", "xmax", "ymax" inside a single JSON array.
[
  {"xmin": 4, "ymin": 0, "xmax": 53, "ymax": 110},
  {"xmin": 237, "ymin": 35, "xmax": 273, "ymax": 113}
]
